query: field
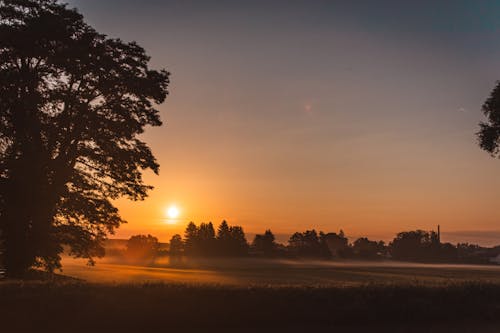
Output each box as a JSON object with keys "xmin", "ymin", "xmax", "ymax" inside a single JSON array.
[
  {"xmin": 2, "ymin": 259, "xmax": 500, "ymax": 332},
  {"xmin": 60, "ymin": 256, "xmax": 500, "ymax": 286}
]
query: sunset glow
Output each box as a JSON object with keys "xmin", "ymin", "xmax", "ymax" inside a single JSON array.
[{"xmin": 69, "ymin": 0, "xmax": 500, "ymax": 246}]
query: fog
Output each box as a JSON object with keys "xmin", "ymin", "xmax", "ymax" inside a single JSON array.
[{"xmin": 60, "ymin": 255, "xmax": 500, "ymax": 286}]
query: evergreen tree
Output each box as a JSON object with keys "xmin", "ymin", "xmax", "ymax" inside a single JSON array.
[
  {"xmin": 252, "ymin": 230, "xmax": 277, "ymax": 256},
  {"xmin": 184, "ymin": 222, "xmax": 199, "ymax": 255},
  {"xmin": 288, "ymin": 230, "xmax": 324, "ymax": 257},
  {"xmin": 216, "ymin": 220, "xmax": 231, "ymax": 254},
  {"xmin": 228, "ymin": 226, "xmax": 248, "ymax": 256},
  {"xmin": 198, "ymin": 222, "xmax": 216, "ymax": 255}
]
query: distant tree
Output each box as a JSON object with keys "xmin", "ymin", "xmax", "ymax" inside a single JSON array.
[
  {"xmin": 321, "ymin": 232, "xmax": 349, "ymax": 258},
  {"xmin": 215, "ymin": 221, "xmax": 248, "ymax": 256},
  {"xmin": 184, "ymin": 222, "xmax": 199, "ymax": 255},
  {"xmin": 197, "ymin": 222, "xmax": 216, "ymax": 255},
  {"xmin": 0, "ymin": 0, "xmax": 169, "ymax": 277},
  {"xmin": 184, "ymin": 221, "xmax": 248, "ymax": 257},
  {"xmin": 228, "ymin": 225, "xmax": 248, "ymax": 256},
  {"xmin": 389, "ymin": 230, "xmax": 440, "ymax": 261},
  {"xmin": 439, "ymin": 242, "xmax": 458, "ymax": 262},
  {"xmin": 216, "ymin": 220, "xmax": 231, "ymax": 254},
  {"xmin": 478, "ymin": 82, "xmax": 500, "ymax": 157},
  {"xmin": 126, "ymin": 235, "xmax": 159, "ymax": 263},
  {"xmin": 456, "ymin": 243, "xmax": 487, "ymax": 264},
  {"xmin": 288, "ymin": 230, "xmax": 325, "ymax": 257},
  {"xmin": 252, "ymin": 230, "xmax": 278, "ymax": 256},
  {"xmin": 352, "ymin": 238, "xmax": 384, "ymax": 259},
  {"xmin": 169, "ymin": 234, "xmax": 183, "ymax": 256},
  {"xmin": 339, "ymin": 230, "xmax": 346, "ymax": 239}
]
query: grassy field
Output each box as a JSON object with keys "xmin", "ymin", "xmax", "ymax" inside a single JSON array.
[
  {"xmin": 2, "ymin": 259, "xmax": 500, "ymax": 332},
  {"xmin": 1, "ymin": 281, "xmax": 500, "ymax": 332},
  {"xmin": 60, "ymin": 256, "xmax": 500, "ymax": 286}
]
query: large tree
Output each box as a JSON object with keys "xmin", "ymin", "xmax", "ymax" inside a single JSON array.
[
  {"xmin": 478, "ymin": 82, "xmax": 500, "ymax": 157},
  {"xmin": 0, "ymin": 0, "xmax": 169, "ymax": 277}
]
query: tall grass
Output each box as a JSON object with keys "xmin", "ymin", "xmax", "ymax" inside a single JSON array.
[{"xmin": 1, "ymin": 281, "xmax": 500, "ymax": 332}]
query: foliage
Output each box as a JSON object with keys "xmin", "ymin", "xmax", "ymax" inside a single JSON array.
[
  {"xmin": 162, "ymin": 224, "xmax": 498, "ymax": 264},
  {"xmin": 478, "ymin": 81, "xmax": 500, "ymax": 157},
  {"xmin": 183, "ymin": 221, "xmax": 248, "ymax": 256},
  {"xmin": 183, "ymin": 222, "xmax": 199, "ymax": 255},
  {"xmin": 197, "ymin": 222, "xmax": 217, "ymax": 255},
  {"xmin": 169, "ymin": 234, "xmax": 183, "ymax": 256},
  {"xmin": 320, "ymin": 231, "xmax": 349, "ymax": 258},
  {"xmin": 0, "ymin": 0, "xmax": 169, "ymax": 277},
  {"xmin": 227, "ymin": 226, "xmax": 249, "ymax": 256},
  {"xmin": 125, "ymin": 234, "xmax": 159, "ymax": 262},
  {"xmin": 288, "ymin": 229, "xmax": 328, "ymax": 257},
  {"xmin": 252, "ymin": 229, "xmax": 278, "ymax": 256},
  {"xmin": 352, "ymin": 237, "xmax": 385, "ymax": 259},
  {"xmin": 389, "ymin": 230, "xmax": 441, "ymax": 261}
]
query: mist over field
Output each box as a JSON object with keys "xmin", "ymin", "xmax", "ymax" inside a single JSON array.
[{"xmin": 60, "ymin": 255, "xmax": 500, "ymax": 286}]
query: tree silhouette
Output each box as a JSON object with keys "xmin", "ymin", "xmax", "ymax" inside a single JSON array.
[
  {"xmin": 352, "ymin": 238, "xmax": 385, "ymax": 259},
  {"xmin": 288, "ymin": 230, "xmax": 327, "ymax": 257},
  {"xmin": 320, "ymin": 232, "xmax": 349, "ymax": 258},
  {"xmin": 252, "ymin": 230, "xmax": 277, "ymax": 257},
  {"xmin": 126, "ymin": 235, "xmax": 159, "ymax": 263},
  {"xmin": 0, "ymin": 0, "xmax": 169, "ymax": 277},
  {"xmin": 478, "ymin": 82, "xmax": 500, "ymax": 157},
  {"xmin": 216, "ymin": 220, "xmax": 231, "ymax": 254},
  {"xmin": 228, "ymin": 225, "xmax": 248, "ymax": 256},
  {"xmin": 389, "ymin": 230, "xmax": 440, "ymax": 261},
  {"xmin": 184, "ymin": 222, "xmax": 199, "ymax": 255},
  {"xmin": 198, "ymin": 222, "xmax": 216, "ymax": 255},
  {"xmin": 169, "ymin": 234, "xmax": 183, "ymax": 256},
  {"xmin": 216, "ymin": 221, "xmax": 248, "ymax": 256}
]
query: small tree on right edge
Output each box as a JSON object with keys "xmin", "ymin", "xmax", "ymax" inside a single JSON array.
[{"xmin": 478, "ymin": 82, "xmax": 500, "ymax": 157}]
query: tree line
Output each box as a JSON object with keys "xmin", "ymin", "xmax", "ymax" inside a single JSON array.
[{"xmin": 124, "ymin": 221, "xmax": 500, "ymax": 265}]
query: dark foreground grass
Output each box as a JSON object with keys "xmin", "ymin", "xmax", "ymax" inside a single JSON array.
[{"xmin": 1, "ymin": 281, "xmax": 500, "ymax": 332}]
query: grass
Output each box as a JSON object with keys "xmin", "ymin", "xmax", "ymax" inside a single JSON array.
[
  {"xmin": 1, "ymin": 281, "xmax": 500, "ymax": 332},
  {"xmin": 60, "ymin": 256, "xmax": 500, "ymax": 286},
  {"xmin": 2, "ymin": 259, "xmax": 500, "ymax": 332}
]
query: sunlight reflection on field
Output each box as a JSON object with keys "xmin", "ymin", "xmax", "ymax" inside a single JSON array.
[
  {"xmin": 61, "ymin": 257, "xmax": 235, "ymax": 284},
  {"xmin": 60, "ymin": 256, "xmax": 500, "ymax": 286}
]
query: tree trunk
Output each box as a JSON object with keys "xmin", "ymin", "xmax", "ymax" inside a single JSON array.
[
  {"xmin": 3, "ymin": 202, "xmax": 33, "ymax": 278},
  {"xmin": 2, "ymin": 158, "xmax": 41, "ymax": 278}
]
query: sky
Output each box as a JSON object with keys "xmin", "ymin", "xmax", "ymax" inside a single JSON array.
[{"xmin": 67, "ymin": 0, "xmax": 500, "ymax": 245}]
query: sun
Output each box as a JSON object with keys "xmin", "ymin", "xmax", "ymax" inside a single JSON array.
[{"xmin": 166, "ymin": 205, "xmax": 180, "ymax": 219}]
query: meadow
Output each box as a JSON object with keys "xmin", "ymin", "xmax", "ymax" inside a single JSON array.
[
  {"xmin": 60, "ymin": 256, "xmax": 500, "ymax": 286},
  {"xmin": 2, "ymin": 259, "xmax": 500, "ymax": 332}
]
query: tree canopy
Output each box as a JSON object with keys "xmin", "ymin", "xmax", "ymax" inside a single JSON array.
[
  {"xmin": 252, "ymin": 230, "xmax": 277, "ymax": 256},
  {"xmin": 126, "ymin": 234, "xmax": 159, "ymax": 263},
  {"xmin": 182, "ymin": 221, "xmax": 248, "ymax": 256},
  {"xmin": 478, "ymin": 82, "xmax": 500, "ymax": 157},
  {"xmin": 0, "ymin": 0, "xmax": 169, "ymax": 277}
]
